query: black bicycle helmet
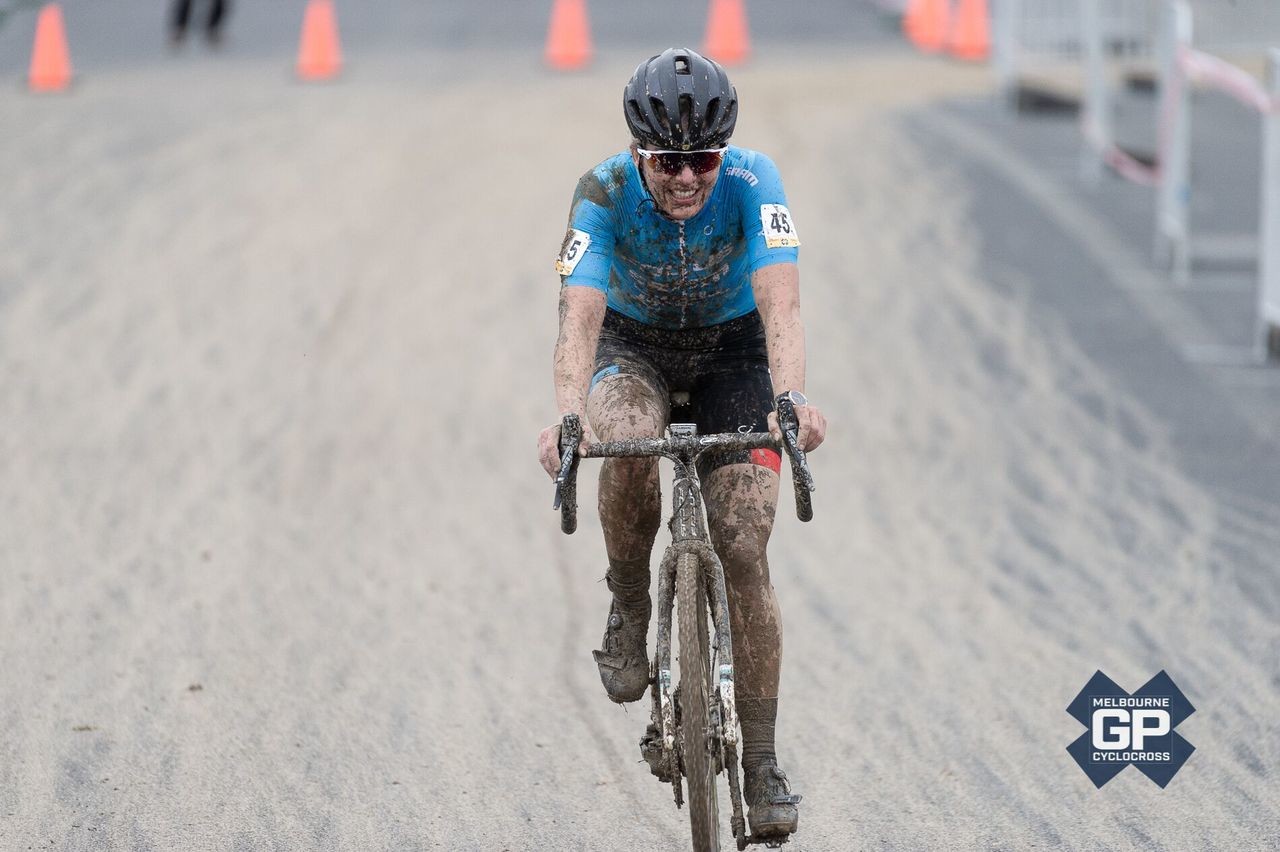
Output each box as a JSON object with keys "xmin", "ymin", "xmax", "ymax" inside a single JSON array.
[{"xmin": 623, "ymin": 48, "xmax": 738, "ymax": 151}]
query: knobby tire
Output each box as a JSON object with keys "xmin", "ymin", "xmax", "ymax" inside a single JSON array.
[{"xmin": 677, "ymin": 550, "xmax": 719, "ymax": 852}]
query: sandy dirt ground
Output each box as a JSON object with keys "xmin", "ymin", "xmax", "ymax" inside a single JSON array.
[{"xmin": 1, "ymin": 48, "xmax": 1277, "ymax": 851}]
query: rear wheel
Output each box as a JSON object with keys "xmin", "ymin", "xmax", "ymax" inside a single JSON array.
[{"xmin": 677, "ymin": 550, "xmax": 719, "ymax": 852}]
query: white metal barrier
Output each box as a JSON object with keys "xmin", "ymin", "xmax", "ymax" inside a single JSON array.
[
  {"xmin": 989, "ymin": 0, "xmax": 1280, "ymax": 357},
  {"xmin": 1068, "ymin": 1, "xmax": 1280, "ymax": 360},
  {"xmin": 996, "ymin": 0, "xmax": 1155, "ymax": 104},
  {"xmin": 1260, "ymin": 51, "xmax": 1280, "ymax": 359},
  {"xmin": 1079, "ymin": 0, "xmax": 1162, "ymax": 185},
  {"xmin": 1151, "ymin": 3, "xmax": 1280, "ymax": 359},
  {"xmin": 1152, "ymin": 0, "xmax": 1190, "ymax": 276}
]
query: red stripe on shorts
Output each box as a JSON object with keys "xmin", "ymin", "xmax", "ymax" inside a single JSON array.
[{"xmin": 750, "ymin": 448, "xmax": 782, "ymax": 474}]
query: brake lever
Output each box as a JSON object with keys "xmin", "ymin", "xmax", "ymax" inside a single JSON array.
[
  {"xmin": 552, "ymin": 413, "xmax": 583, "ymax": 510},
  {"xmin": 776, "ymin": 399, "xmax": 815, "ymax": 493}
]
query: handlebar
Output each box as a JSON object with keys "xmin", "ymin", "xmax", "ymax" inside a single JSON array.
[{"xmin": 553, "ymin": 409, "xmax": 816, "ymax": 533}]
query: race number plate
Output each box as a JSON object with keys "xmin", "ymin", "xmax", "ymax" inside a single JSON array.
[
  {"xmin": 555, "ymin": 228, "xmax": 592, "ymax": 276},
  {"xmin": 759, "ymin": 204, "xmax": 800, "ymax": 248}
]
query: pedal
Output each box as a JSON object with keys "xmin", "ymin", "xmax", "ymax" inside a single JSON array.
[{"xmin": 638, "ymin": 723, "xmax": 675, "ymax": 783}]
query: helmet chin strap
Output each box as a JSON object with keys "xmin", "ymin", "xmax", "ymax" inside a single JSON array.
[
  {"xmin": 634, "ymin": 160, "xmax": 675, "ymax": 220},
  {"xmin": 633, "ymin": 151, "xmax": 696, "ymax": 221}
]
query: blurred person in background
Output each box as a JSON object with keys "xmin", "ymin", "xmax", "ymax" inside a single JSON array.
[
  {"xmin": 538, "ymin": 47, "xmax": 826, "ymax": 841},
  {"xmin": 169, "ymin": 0, "xmax": 230, "ymax": 47}
]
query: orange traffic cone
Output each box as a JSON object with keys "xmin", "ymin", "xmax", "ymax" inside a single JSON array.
[
  {"xmin": 903, "ymin": 0, "xmax": 950, "ymax": 53},
  {"xmin": 947, "ymin": 0, "xmax": 990, "ymax": 60},
  {"xmin": 28, "ymin": 3, "xmax": 72, "ymax": 93},
  {"xmin": 296, "ymin": 0, "xmax": 342, "ymax": 81},
  {"xmin": 544, "ymin": 0, "xmax": 592, "ymax": 71},
  {"xmin": 703, "ymin": 0, "xmax": 749, "ymax": 67}
]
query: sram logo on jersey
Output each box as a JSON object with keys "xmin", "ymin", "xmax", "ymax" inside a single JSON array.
[
  {"xmin": 556, "ymin": 228, "xmax": 591, "ymax": 276},
  {"xmin": 759, "ymin": 204, "xmax": 799, "ymax": 249}
]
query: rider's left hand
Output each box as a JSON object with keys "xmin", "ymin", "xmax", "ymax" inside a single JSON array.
[{"xmin": 767, "ymin": 404, "xmax": 827, "ymax": 453}]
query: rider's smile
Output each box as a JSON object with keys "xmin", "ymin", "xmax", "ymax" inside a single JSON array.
[{"xmin": 637, "ymin": 157, "xmax": 719, "ymax": 221}]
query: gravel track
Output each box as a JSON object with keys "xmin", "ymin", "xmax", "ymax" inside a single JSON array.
[{"xmin": 2, "ymin": 48, "xmax": 1276, "ymax": 851}]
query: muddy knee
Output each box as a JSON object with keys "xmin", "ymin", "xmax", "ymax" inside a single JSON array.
[
  {"xmin": 709, "ymin": 514, "xmax": 772, "ymax": 578},
  {"xmin": 587, "ymin": 373, "xmax": 666, "ymax": 443},
  {"xmin": 704, "ymin": 464, "xmax": 778, "ymax": 577},
  {"xmin": 590, "ymin": 372, "xmax": 666, "ymax": 525}
]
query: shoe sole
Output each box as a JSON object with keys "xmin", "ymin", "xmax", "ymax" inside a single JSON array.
[
  {"xmin": 749, "ymin": 810, "xmax": 798, "ymax": 837},
  {"xmin": 592, "ymin": 650, "xmax": 649, "ymax": 703},
  {"xmin": 752, "ymin": 821, "xmax": 797, "ymax": 836}
]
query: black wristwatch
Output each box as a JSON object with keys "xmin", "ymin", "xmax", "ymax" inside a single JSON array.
[{"xmin": 776, "ymin": 390, "xmax": 808, "ymax": 408}]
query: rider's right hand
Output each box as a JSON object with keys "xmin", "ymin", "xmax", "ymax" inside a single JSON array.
[{"xmin": 538, "ymin": 416, "xmax": 594, "ymax": 479}]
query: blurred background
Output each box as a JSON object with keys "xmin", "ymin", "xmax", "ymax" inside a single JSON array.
[{"xmin": 2, "ymin": 1, "xmax": 1278, "ymax": 850}]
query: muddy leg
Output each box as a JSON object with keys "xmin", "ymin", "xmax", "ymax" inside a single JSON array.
[
  {"xmin": 704, "ymin": 462, "xmax": 781, "ymax": 768},
  {"xmin": 585, "ymin": 374, "xmax": 666, "ymax": 702},
  {"xmin": 586, "ymin": 374, "xmax": 666, "ymax": 602}
]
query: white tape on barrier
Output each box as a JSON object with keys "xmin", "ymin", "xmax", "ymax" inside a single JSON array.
[
  {"xmin": 1104, "ymin": 145, "xmax": 1161, "ymax": 185},
  {"xmin": 1081, "ymin": 107, "xmax": 1161, "ymax": 185},
  {"xmin": 1178, "ymin": 45, "xmax": 1278, "ymax": 114}
]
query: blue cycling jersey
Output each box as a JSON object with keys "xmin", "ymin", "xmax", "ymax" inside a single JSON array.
[{"xmin": 555, "ymin": 146, "xmax": 799, "ymax": 330}]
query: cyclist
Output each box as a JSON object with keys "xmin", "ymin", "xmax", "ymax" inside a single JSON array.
[{"xmin": 537, "ymin": 48, "xmax": 826, "ymax": 840}]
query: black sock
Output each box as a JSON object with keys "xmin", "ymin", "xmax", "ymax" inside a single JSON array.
[
  {"xmin": 605, "ymin": 557, "xmax": 651, "ymax": 609},
  {"xmin": 738, "ymin": 697, "xmax": 778, "ymax": 770}
]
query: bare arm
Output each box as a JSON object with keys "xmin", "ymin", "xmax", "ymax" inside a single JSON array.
[
  {"xmin": 751, "ymin": 262, "xmax": 806, "ymax": 396},
  {"xmin": 752, "ymin": 262, "xmax": 827, "ymax": 451},
  {"xmin": 539, "ymin": 285, "xmax": 607, "ymax": 476},
  {"xmin": 553, "ymin": 285, "xmax": 607, "ymax": 416}
]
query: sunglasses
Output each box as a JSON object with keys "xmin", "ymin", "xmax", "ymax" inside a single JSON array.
[{"xmin": 636, "ymin": 147, "xmax": 727, "ymax": 176}]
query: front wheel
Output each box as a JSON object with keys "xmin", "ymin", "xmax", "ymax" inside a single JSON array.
[{"xmin": 677, "ymin": 550, "xmax": 719, "ymax": 852}]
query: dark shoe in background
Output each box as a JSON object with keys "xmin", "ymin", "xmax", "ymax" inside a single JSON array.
[{"xmin": 743, "ymin": 760, "xmax": 801, "ymax": 838}]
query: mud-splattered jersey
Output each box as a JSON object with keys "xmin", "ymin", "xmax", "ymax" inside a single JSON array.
[{"xmin": 555, "ymin": 146, "xmax": 799, "ymax": 330}]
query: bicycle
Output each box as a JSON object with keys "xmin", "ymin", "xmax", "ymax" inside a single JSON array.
[{"xmin": 553, "ymin": 397, "xmax": 815, "ymax": 852}]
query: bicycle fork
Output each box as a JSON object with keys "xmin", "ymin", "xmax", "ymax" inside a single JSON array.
[{"xmin": 646, "ymin": 473, "xmax": 752, "ymax": 845}]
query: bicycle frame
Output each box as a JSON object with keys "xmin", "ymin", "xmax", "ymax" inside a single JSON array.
[{"xmin": 555, "ymin": 416, "xmax": 814, "ymax": 850}]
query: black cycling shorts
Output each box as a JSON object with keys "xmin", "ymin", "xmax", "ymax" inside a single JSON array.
[{"xmin": 590, "ymin": 309, "xmax": 780, "ymax": 477}]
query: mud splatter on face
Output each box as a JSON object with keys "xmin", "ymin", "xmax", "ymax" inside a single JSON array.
[{"xmin": 633, "ymin": 146, "xmax": 720, "ymax": 221}]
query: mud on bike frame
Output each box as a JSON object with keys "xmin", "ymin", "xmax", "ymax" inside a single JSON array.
[{"xmin": 551, "ymin": 399, "xmax": 815, "ymax": 851}]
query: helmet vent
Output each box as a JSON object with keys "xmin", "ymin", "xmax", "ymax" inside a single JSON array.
[
  {"xmin": 649, "ymin": 96, "xmax": 672, "ymax": 136},
  {"xmin": 678, "ymin": 94, "xmax": 693, "ymax": 137},
  {"xmin": 626, "ymin": 98, "xmax": 646, "ymax": 129},
  {"xmin": 674, "ymin": 55, "xmax": 691, "ymax": 75}
]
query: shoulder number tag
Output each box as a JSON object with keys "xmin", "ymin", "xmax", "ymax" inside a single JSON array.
[
  {"xmin": 556, "ymin": 229, "xmax": 592, "ymax": 276},
  {"xmin": 759, "ymin": 204, "xmax": 800, "ymax": 249}
]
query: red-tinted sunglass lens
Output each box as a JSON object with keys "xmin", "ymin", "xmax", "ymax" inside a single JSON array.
[
  {"xmin": 686, "ymin": 151, "xmax": 724, "ymax": 174},
  {"xmin": 651, "ymin": 151, "xmax": 723, "ymax": 176},
  {"xmin": 650, "ymin": 153, "xmax": 686, "ymax": 175}
]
